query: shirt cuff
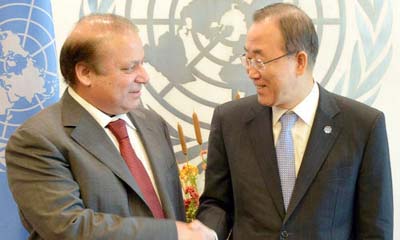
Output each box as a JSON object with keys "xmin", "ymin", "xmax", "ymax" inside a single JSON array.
[{"xmin": 212, "ymin": 230, "xmax": 218, "ymax": 240}]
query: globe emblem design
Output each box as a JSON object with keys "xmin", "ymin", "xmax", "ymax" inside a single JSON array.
[
  {"xmin": 0, "ymin": 2, "xmax": 59, "ymax": 171},
  {"xmin": 139, "ymin": 0, "xmax": 345, "ymax": 160}
]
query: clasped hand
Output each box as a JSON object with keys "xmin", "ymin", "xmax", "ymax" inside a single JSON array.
[{"xmin": 176, "ymin": 220, "xmax": 216, "ymax": 240}]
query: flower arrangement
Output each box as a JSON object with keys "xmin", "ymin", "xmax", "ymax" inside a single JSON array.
[
  {"xmin": 179, "ymin": 164, "xmax": 199, "ymax": 222},
  {"xmin": 177, "ymin": 111, "xmax": 207, "ymax": 222}
]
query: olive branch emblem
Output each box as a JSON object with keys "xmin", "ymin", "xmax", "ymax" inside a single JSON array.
[{"xmin": 333, "ymin": 0, "xmax": 393, "ymax": 105}]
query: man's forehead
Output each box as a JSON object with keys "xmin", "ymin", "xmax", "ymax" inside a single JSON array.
[{"xmin": 245, "ymin": 22, "xmax": 284, "ymax": 53}]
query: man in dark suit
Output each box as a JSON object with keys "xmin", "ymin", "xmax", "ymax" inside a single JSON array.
[
  {"xmin": 6, "ymin": 14, "xmax": 214, "ymax": 240},
  {"xmin": 197, "ymin": 3, "xmax": 393, "ymax": 240}
]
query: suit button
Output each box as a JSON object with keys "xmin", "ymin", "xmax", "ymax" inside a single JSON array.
[{"xmin": 280, "ymin": 230, "xmax": 289, "ymax": 239}]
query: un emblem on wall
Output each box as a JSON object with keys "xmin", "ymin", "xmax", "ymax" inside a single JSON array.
[
  {"xmin": 80, "ymin": 0, "xmax": 392, "ymax": 163},
  {"xmin": 0, "ymin": 2, "xmax": 59, "ymax": 171}
]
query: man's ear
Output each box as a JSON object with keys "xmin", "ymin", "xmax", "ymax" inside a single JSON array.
[
  {"xmin": 75, "ymin": 62, "xmax": 93, "ymax": 87},
  {"xmin": 295, "ymin": 51, "xmax": 308, "ymax": 75}
]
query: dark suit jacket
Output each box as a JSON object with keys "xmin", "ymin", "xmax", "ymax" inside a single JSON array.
[
  {"xmin": 197, "ymin": 85, "xmax": 393, "ymax": 240},
  {"xmin": 6, "ymin": 91, "xmax": 185, "ymax": 240}
]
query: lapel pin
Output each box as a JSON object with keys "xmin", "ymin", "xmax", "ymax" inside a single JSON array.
[{"xmin": 324, "ymin": 126, "xmax": 332, "ymax": 134}]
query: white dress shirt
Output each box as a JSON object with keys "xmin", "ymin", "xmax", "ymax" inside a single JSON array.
[
  {"xmin": 272, "ymin": 82, "xmax": 320, "ymax": 176},
  {"xmin": 68, "ymin": 88, "xmax": 161, "ymax": 201}
]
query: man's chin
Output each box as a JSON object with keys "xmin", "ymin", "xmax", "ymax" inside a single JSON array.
[
  {"xmin": 126, "ymin": 101, "xmax": 141, "ymax": 111},
  {"xmin": 257, "ymin": 95, "xmax": 273, "ymax": 107}
]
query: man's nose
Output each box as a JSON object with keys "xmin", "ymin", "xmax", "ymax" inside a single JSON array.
[
  {"xmin": 247, "ymin": 66, "xmax": 260, "ymax": 80},
  {"xmin": 136, "ymin": 64, "xmax": 149, "ymax": 84}
]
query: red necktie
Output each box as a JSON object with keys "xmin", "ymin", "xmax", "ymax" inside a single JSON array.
[{"xmin": 107, "ymin": 119, "xmax": 165, "ymax": 219}]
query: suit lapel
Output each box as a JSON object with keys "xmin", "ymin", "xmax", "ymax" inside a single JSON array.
[
  {"xmin": 128, "ymin": 111, "xmax": 176, "ymax": 218},
  {"xmin": 284, "ymin": 86, "xmax": 342, "ymax": 221},
  {"xmin": 61, "ymin": 92, "xmax": 146, "ymax": 203},
  {"xmin": 245, "ymin": 102, "xmax": 286, "ymax": 219}
]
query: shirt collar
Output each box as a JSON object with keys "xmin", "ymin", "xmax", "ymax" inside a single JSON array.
[
  {"xmin": 68, "ymin": 87, "xmax": 135, "ymax": 129},
  {"xmin": 111, "ymin": 114, "xmax": 136, "ymax": 130},
  {"xmin": 272, "ymin": 81, "xmax": 319, "ymax": 126}
]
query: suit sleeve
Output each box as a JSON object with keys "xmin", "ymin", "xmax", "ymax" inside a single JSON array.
[
  {"xmin": 355, "ymin": 112, "xmax": 393, "ymax": 239},
  {"xmin": 196, "ymin": 106, "xmax": 234, "ymax": 239},
  {"xmin": 6, "ymin": 126, "xmax": 178, "ymax": 240}
]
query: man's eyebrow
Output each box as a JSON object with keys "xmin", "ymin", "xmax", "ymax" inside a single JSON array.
[
  {"xmin": 127, "ymin": 59, "xmax": 144, "ymax": 65},
  {"xmin": 243, "ymin": 47, "xmax": 263, "ymax": 55}
]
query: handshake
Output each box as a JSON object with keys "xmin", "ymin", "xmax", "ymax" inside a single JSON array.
[{"xmin": 176, "ymin": 220, "xmax": 217, "ymax": 240}]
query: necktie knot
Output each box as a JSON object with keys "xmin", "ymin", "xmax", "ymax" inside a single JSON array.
[
  {"xmin": 107, "ymin": 119, "xmax": 129, "ymax": 142},
  {"xmin": 279, "ymin": 112, "xmax": 298, "ymax": 132}
]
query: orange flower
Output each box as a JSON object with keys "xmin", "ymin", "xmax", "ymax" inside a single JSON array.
[{"xmin": 179, "ymin": 164, "xmax": 198, "ymax": 186}]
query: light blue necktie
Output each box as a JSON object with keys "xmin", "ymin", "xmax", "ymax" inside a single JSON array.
[{"xmin": 276, "ymin": 112, "xmax": 298, "ymax": 211}]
